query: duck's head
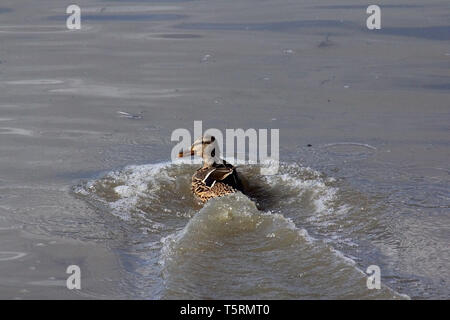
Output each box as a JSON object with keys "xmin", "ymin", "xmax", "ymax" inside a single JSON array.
[{"xmin": 178, "ymin": 135, "xmax": 221, "ymax": 166}]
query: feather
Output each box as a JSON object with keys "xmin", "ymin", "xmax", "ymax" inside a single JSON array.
[
  {"xmin": 202, "ymin": 167, "xmax": 234, "ymax": 187},
  {"xmin": 188, "ymin": 136, "xmax": 245, "ymax": 203}
]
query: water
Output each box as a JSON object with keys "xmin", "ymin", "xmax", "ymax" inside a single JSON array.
[
  {"xmin": 72, "ymin": 161, "xmax": 408, "ymax": 299},
  {"xmin": 0, "ymin": 0, "xmax": 449, "ymax": 299}
]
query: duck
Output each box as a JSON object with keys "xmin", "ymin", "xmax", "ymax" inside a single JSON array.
[{"xmin": 178, "ymin": 135, "xmax": 244, "ymax": 203}]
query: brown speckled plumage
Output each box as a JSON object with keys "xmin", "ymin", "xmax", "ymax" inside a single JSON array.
[
  {"xmin": 178, "ymin": 135, "xmax": 245, "ymax": 203},
  {"xmin": 191, "ymin": 161, "xmax": 243, "ymax": 203}
]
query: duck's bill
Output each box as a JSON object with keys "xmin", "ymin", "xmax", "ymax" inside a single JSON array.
[{"xmin": 178, "ymin": 149, "xmax": 195, "ymax": 158}]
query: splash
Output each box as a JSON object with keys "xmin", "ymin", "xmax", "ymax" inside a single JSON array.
[{"xmin": 73, "ymin": 161, "xmax": 408, "ymax": 299}]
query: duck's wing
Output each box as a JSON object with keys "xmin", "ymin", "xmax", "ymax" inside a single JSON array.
[{"xmin": 202, "ymin": 166, "xmax": 235, "ymax": 188}]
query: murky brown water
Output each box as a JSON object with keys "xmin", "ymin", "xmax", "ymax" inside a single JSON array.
[{"xmin": 0, "ymin": 0, "xmax": 448, "ymax": 299}]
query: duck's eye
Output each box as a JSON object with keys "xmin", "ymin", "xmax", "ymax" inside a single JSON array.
[{"xmin": 210, "ymin": 136, "xmax": 215, "ymax": 142}]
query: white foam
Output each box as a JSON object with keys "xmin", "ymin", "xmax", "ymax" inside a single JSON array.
[
  {"xmin": 78, "ymin": 161, "xmax": 197, "ymax": 222},
  {"xmin": 106, "ymin": 162, "xmax": 174, "ymax": 216},
  {"xmin": 264, "ymin": 163, "xmax": 338, "ymax": 215},
  {"xmin": 113, "ymin": 185, "xmax": 133, "ymax": 198},
  {"xmin": 159, "ymin": 226, "xmax": 188, "ymax": 268},
  {"xmin": 77, "ymin": 160, "xmax": 411, "ymax": 299}
]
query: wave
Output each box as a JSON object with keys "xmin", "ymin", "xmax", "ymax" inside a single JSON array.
[{"xmin": 73, "ymin": 160, "xmax": 409, "ymax": 299}]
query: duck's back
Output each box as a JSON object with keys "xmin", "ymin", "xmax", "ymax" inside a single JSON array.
[{"xmin": 191, "ymin": 161, "xmax": 243, "ymax": 203}]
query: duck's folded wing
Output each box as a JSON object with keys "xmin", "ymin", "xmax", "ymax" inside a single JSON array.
[{"xmin": 202, "ymin": 167, "xmax": 234, "ymax": 188}]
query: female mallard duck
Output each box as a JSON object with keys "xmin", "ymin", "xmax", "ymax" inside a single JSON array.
[{"xmin": 178, "ymin": 135, "xmax": 244, "ymax": 203}]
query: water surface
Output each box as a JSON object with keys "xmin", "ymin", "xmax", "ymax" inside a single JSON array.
[{"xmin": 0, "ymin": 0, "xmax": 448, "ymax": 299}]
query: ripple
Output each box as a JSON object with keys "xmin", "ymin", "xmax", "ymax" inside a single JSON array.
[
  {"xmin": 152, "ymin": 33, "xmax": 202, "ymax": 39},
  {"xmin": 321, "ymin": 142, "xmax": 377, "ymax": 159},
  {"xmin": 0, "ymin": 127, "xmax": 34, "ymax": 136},
  {"xmin": 48, "ymin": 13, "xmax": 186, "ymax": 22},
  {"xmin": 323, "ymin": 142, "xmax": 377, "ymax": 150},
  {"xmin": 378, "ymin": 26, "xmax": 450, "ymax": 41},
  {"xmin": 0, "ymin": 25, "xmax": 96, "ymax": 34},
  {"xmin": 66, "ymin": 6, "xmax": 182, "ymax": 13},
  {"xmin": 0, "ymin": 251, "xmax": 27, "ymax": 261},
  {"xmin": 5, "ymin": 79, "xmax": 64, "ymax": 85},
  {"xmin": 313, "ymin": 4, "xmax": 425, "ymax": 9},
  {"xmin": 175, "ymin": 20, "xmax": 353, "ymax": 32},
  {"xmin": 28, "ymin": 279, "xmax": 66, "ymax": 287}
]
